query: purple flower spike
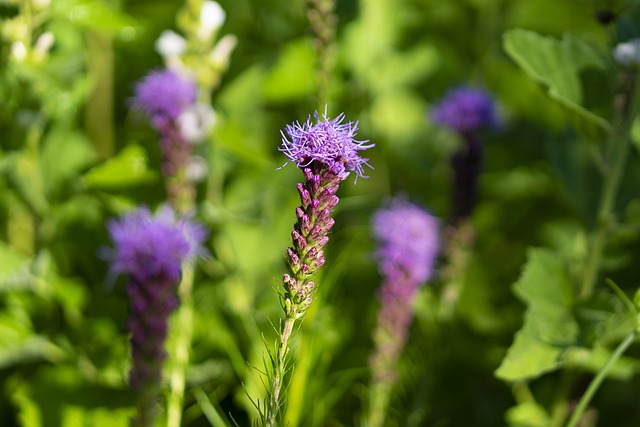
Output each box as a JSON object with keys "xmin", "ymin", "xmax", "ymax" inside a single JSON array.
[
  {"xmin": 265, "ymin": 111, "xmax": 372, "ymax": 424},
  {"xmin": 279, "ymin": 109, "xmax": 374, "ymax": 181},
  {"xmin": 132, "ymin": 69, "xmax": 197, "ymax": 124},
  {"xmin": 368, "ymin": 198, "xmax": 439, "ymax": 414},
  {"xmin": 278, "ymin": 110, "xmax": 373, "ymax": 311},
  {"xmin": 430, "ymin": 86, "xmax": 499, "ymax": 134},
  {"xmin": 107, "ymin": 205, "xmax": 206, "ymax": 427}
]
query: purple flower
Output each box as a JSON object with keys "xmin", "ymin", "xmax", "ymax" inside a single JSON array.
[
  {"xmin": 430, "ymin": 86, "xmax": 498, "ymax": 134},
  {"xmin": 132, "ymin": 69, "xmax": 197, "ymax": 124},
  {"xmin": 279, "ymin": 110, "xmax": 373, "ymax": 180},
  {"xmin": 373, "ymin": 198, "xmax": 439, "ymax": 286},
  {"xmin": 108, "ymin": 205, "xmax": 207, "ymax": 283},
  {"xmin": 107, "ymin": 205, "xmax": 206, "ymax": 426},
  {"xmin": 367, "ymin": 199, "xmax": 439, "ymax": 421}
]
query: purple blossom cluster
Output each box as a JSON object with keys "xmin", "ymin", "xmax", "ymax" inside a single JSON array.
[
  {"xmin": 370, "ymin": 199, "xmax": 439, "ymax": 386},
  {"xmin": 430, "ymin": 86, "xmax": 499, "ymax": 134},
  {"xmin": 131, "ymin": 68, "xmax": 206, "ymax": 211},
  {"xmin": 132, "ymin": 69, "xmax": 197, "ymax": 126},
  {"xmin": 107, "ymin": 206, "xmax": 206, "ymax": 426},
  {"xmin": 279, "ymin": 110, "xmax": 373, "ymax": 181}
]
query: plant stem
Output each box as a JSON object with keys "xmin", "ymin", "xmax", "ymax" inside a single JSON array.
[
  {"xmin": 580, "ymin": 132, "xmax": 629, "ymax": 300},
  {"xmin": 565, "ymin": 330, "xmax": 636, "ymax": 427},
  {"xmin": 267, "ymin": 312, "xmax": 298, "ymax": 427},
  {"xmin": 167, "ymin": 267, "xmax": 195, "ymax": 427},
  {"xmin": 579, "ymin": 69, "xmax": 640, "ymax": 300}
]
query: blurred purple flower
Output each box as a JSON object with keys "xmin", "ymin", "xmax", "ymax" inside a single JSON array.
[
  {"xmin": 108, "ymin": 205, "xmax": 207, "ymax": 283},
  {"xmin": 107, "ymin": 205, "xmax": 206, "ymax": 426},
  {"xmin": 430, "ymin": 86, "xmax": 499, "ymax": 134},
  {"xmin": 373, "ymin": 199, "xmax": 439, "ymax": 286},
  {"xmin": 279, "ymin": 109, "xmax": 373, "ymax": 180},
  {"xmin": 132, "ymin": 69, "xmax": 197, "ymax": 125},
  {"xmin": 369, "ymin": 198, "xmax": 439, "ymax": 398}
]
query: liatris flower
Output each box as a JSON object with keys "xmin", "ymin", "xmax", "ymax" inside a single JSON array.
[
  {"xmin": 133, "ymin": 69, "xmax": 197, "ymax": 127},
  {"xmin": 107, "ymin": 206, "xmax": 206, "ymax": 427},
  {"xmin": 264, "ymin": 109, "xmax": 373, "ymax": 426},
  {"xmin": 430, "ymin": 86, "xmax": 498, "ymax": 222},
  {"xmin": 430, "ymin": 86, "xmax": 498, "ymax": 135},
  {"xmin": 366, "ymin": 198, "xmax": 439, "ymax": 427},
  {"xmin": 132, "ymin": 68, "xmax": 213, "ymax": 212}
]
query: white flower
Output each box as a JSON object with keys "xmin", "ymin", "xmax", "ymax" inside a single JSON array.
[
  {"xmin": 11, "ymin": 42, "xmax": 27, "ymax": 62},
  {"xmin": 209, "ymin": 34, "xmax": 237, "ymax": 69},
  {"xmin": 155, "ymin": 30, "xmax": 187, "ymax": 58},
  {"xmin": 33, "ymin": 31, "xmax": 54, "ymax": 59},
  {"xmin": 613, "ymin": 39, "xmax": 640, "ymax": 67},
  {"xmin": 177, "ymin": 104, "xmax": 217, "ymax": 144},
  {"xmin": 186, "ymin": 156, "xmax": 209, "ymax": 182},
  {"xmin": 198, "ymin": 1, "xmax": 225, "ymax": 41}
]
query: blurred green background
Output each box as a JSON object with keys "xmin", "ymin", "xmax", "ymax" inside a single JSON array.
[{"xmin": 3, "ymin": 0, "xmax": 640, "ymax": 426}]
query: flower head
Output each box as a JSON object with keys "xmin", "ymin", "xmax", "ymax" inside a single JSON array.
[
  {"xmin": 373, "ymin": 198, "xmax": 439, "ymax": 285},
  {"xmin": 132, "ymin": 69, "xmax": 197, "ymax": 123},
  {"xmin": 107, "ymin": 205, "xmax": 207, "ymax": 282},
  {"xmin": 430, "ymin": 86, "xmax": 499, "ymax": 134},
  {"xmin": 279, "ymin": 109, "xmax": 373, "ymax": 180},
  {"xmin": 613, "ymin": 38, "xmax": 640, "ymax": 67}
]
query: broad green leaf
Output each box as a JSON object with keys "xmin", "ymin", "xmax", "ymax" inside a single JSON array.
[
  {"xmin": 495, "ymin": 248, "xmax": 578, "ymax": 381},
  {"xmin": 81, "ymin": 144, "xmax": 157, "ymax": 189},
  {"xmin": 40, "ymin": 128, "xmax": 96, "ymax": 195},
  {"xmin": 505, "ymin": 401, "xmax": 551, "ymax": 427},
  {"xmin": 503, "ymin": 29, "xmax": 612, "ymax": 141}
]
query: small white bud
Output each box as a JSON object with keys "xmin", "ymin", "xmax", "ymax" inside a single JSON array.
[
  {"xmin": 155, "ymin": 30, "xmax": 187, "ymax": 58},
  {"xmin": 198, "ymin": 1, "xmax": 226, "ymax": 41},
  {"xmin": 209, "ymin": 34, "xmax": 237, "ymax": 69},
  {"xmin": 11, "ymin": 41, "xmax": 27, "ymax": 62},
  {"xmin": 177, "ymin": 104, "xmax": 217, "ymax": 144},
  {"xmin": 33, "ymin": 31, "xmax": 55, "ymax": 60},
  {"xmin": 186, "ymin": 156, "xmax": 209, "ymax": 182},
  {"xmin": 613, "ymin": 39, "xmax": 640, "ymax": 67}
]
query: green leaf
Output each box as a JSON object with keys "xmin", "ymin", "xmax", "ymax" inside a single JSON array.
[
  {"xmin": 503, "ymin": 29, "xmax": 612, "ymax": 142},
  {"xmin": 505, "ymin": 401, "xmax": 551, "ymax": 427},
  {"xmin": 40, "ymin": 127, "xmax": 97, "ymax": 196},
  {"xmin": 4, "ymin": 150, "xmax": 49, "ymax": 215},
  {"xmin": 81, "ymin": 144, "xmax": 157, "ymax": 189},
  {"xmin": 495, "ymin": 248, "xmax": 578, "ymax": 381}
]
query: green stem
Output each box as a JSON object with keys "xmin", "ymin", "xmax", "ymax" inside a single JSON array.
[
  {"xmin": 565, "ymin": 330, "xmax": 636, "ymax": 427},
  {"xmin": 266, "ymin": 312, "xmax": 298, "ymax": 427},
  {"xmin": 580, "ymin": 133, "xmax": 629, "ymax": 300},
  {"xmin": 167, "ymin": 267, "xmax": 195, "ymax": 427},
  {"xmin": 579, "ymin": 69, "xmax": 640, "ymax": 300}
]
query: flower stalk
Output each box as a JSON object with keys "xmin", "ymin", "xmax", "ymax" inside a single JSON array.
[{"xmin": 264, "ymin": 110, "xmax": 373, "ymax": 426}]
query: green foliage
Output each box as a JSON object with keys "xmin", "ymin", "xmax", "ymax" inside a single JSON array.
[
  {"xmin": 503, "ymin": 29, "xmax": 612, "ymax": 142},
  {"xmin": 495, "ymin": 248, "xmax": 578, "ymax": 382},
  {"xmin": 2, "ymin": 0, "xmax": 640, "ymax": 426}
]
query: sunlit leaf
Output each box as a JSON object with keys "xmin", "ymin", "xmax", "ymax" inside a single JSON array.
[
  {"xmin": 503, "ymin": 29, "xmax": 612, "ymax": 142},
  {"xmin": 495, "ymin": 248, "xmax": 578, "ymax": 381},
  {"xmin": 81, "ymin": 144, "xmax": 157, "ymax": 189}
]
